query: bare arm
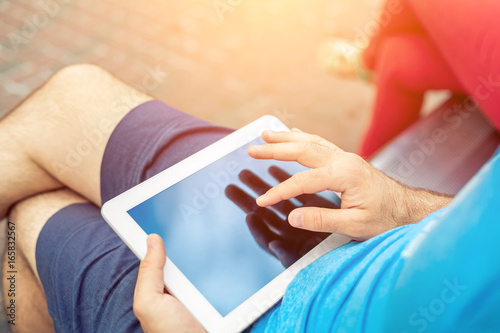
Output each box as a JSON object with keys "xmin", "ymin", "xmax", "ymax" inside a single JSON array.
[{"xmin": 248, "ymin": 129, "xmax": 452, "ymax": 241}]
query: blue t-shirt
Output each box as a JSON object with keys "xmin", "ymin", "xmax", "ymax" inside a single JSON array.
[{"xmin": 252, "ymin": 148, "xmax": 500, "ymax": 333}]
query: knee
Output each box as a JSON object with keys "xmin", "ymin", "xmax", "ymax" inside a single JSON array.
[
  {"xmin": 9, "ymin": 189, "xmax": 86, "ymax": 226},
  {"xmin": 54, "ymin": 63, "xmax": 107, "ymax": 79},
  {"xmin": 375, "ymin": 36, "xmax": 427, "ymax": 91},
  {"xmin": 47, "ymin": 63, "xmax": 109, "ymax": 89},
  {"xmin": 376, "ymin": 38, "xmax": 407, "ymax": 85}
]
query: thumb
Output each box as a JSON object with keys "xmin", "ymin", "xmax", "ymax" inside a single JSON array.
[
  {"xmin": 136, "ymin": 234, "xmax": 166, "ymax": 298},
  {"xmin": 288, "ymin": 207, "xmax": 360, "ymax": 236}
]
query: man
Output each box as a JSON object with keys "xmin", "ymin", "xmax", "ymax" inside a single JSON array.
[{"xmin": 1, "ymin": 64, "xmax": 499, "ymax": 332}]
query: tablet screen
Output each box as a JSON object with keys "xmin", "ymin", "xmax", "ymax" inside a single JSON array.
[{"xmin": 127, "ymin": 137, "xmax": 340, "ymax": 316}]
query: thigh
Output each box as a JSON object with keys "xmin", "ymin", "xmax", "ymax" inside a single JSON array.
[
  {"xmin": 35, "ymin": 202, "xmax": 143, "ymax": 333},
  {"xmin": 376, "ymin": 34, "xmax": 463, "ymax": 93},
  {"xmin": 2, "ymin": 250, "xmax": 53, "ymax": 333},
  {"xmin": 3, "ymin": 64, "xmax": 152, "ymax": 207},
  {"xmin": 8, "ymin": 189, "xmax": 87, "ymax": 281},
  {"xmin": 364, "ymin": 0, "xmax": 423, "ymax": 70},
  {"xmin": 8, "ymin": 188, "xmax": 141, "ymax": 332},
  {"xmin": 99, "ymin": 99, "xmax": 233, "ymax": 203},
  {"xmin": 408, "ymin": 0, "xmax": 500, "ymax": 130}
]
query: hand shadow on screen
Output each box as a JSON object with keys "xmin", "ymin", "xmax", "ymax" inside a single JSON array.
[{"xmin": 225, "ymin": 166, "xmax": 338, "ymax": 268}]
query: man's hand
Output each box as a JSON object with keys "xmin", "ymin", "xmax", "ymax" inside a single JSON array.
[
  {"xmin": 134, "ymin": 234, "xmax": 205, "ymax": 333},
  {"xmin": 248, "ymin": 129, "xmax": 453, "ymax": 241}
]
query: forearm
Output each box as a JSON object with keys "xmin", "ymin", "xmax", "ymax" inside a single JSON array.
[
  {"xmin": 398, "ymin": 184, "xmax": 453, "ymax": 226},
  {"xmin": 249, "ymin": 129, "xmax": 456, "ymax": 240}
]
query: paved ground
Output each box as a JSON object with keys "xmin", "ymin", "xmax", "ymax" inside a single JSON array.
[
  {"xmin": 0, "ymin": 0, "xmax": 383, "ymax": 330},
  {"xmin": 1, "ymin": 0, "xmax": 382, "ymax": 150}
]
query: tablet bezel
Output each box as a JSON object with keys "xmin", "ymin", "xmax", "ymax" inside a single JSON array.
[{"xmin": 101, "ymin": 115, "xmax": 350, "ymax": 333}]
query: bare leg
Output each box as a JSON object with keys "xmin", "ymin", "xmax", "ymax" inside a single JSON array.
[
  {"xmin": 408, "ymin": 0, "xmax": 500, "ymax": 129},
  {"xmin": 2, "ymin": 249, "xmax": 53, "ymax": 332},
  {"xmin": 360, "ymin": 35, "xmax": 463, "ymax": 158},
  {"xmin": 363, "ymin": 0, "xmax": 423, "ymax": 71},
  {"xmin": 0, "ymin": 64, "xmax": 153, "ymax": 217},
  {"xmin": 2, "ymin": 189, "xmax": 87, "ymax": 332}
]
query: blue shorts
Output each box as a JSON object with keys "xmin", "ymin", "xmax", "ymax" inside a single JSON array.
[{"xmin": 35, "ymin": 100, "xmax": 233, "ymax": 332}]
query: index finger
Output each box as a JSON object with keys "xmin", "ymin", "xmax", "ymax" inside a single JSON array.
[
  {"xmin": 257, "ymin": 166, "xmax": 346, "ymax": 207},
  {"xmin": 268, "ymin": 166, "xmax": 339, "ymax": 208},
  {"xmin": 261, "ymin": 130, "xmax": 338, "ymax": 148}
]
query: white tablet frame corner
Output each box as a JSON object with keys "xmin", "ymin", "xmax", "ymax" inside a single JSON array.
[{"xmin": 101, "ymin": 115, "xmax": 350, "ymax": 333}]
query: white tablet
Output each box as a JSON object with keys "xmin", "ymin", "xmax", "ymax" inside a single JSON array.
[{"xmin": 101, "ymin": 115, "xmax": 350, "ymax": 333}]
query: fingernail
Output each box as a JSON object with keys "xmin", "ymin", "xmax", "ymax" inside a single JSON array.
[
  {"xmin": 263, "ymin": 130, "xmax": 274, "ymax": 137},
  {"xmin": 147, "ymin": 235, "xmax": 156, "ymax": 250},
  {"xmin": 248, "ymin": 145, "xmax": 261, "ymax": 152},
  {"xmin": 292, "ymin": 128, "xmax": 303, "ymax": 133},
  {"xmin": 289, "ymin": 211, "xmax": 304, "ymax": 228},
  {"xmin": 256, "ymin": 193, "xmax": 267, "ymax": 206}
]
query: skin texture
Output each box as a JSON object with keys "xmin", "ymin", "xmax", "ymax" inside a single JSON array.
[
  {"xmin": 3, "ymin": 189, "xmax": 87, "ymax": 333},
  {"xmin": 133, "ymin": 235, "xmax": 205, "ymax": 333},
  {"xmin": 132, "ymin": 129, "xmax": 453, "ymax": 333},
  {"xmin": 0, "ymin": 64, "xmax": 151, "ymax": 333},
  {"xmin": 248, "ymin": 129, "xmax": 452, "ymax": 241},
  {"xmin": 0, "ymin": 63, "xmax": 152, "ymax": 218}
]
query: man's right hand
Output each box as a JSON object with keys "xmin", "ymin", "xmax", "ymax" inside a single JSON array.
[{"xmin": 248, "ymin": 129, "xmax": 452, "ymax": 241}]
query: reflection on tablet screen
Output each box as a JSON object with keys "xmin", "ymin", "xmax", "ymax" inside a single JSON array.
[{"xmin": 127, "ymin": 137, "xmax": 340, "ymax": 316}]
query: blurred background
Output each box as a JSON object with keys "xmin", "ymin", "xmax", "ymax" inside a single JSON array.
[
  {"xmin": 0, "ymin": 0, "xmax": 384, "ymax": 330},
  {"xmin": 0, "ymin": 0, "xmax": 385, "ymax": 152}
]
